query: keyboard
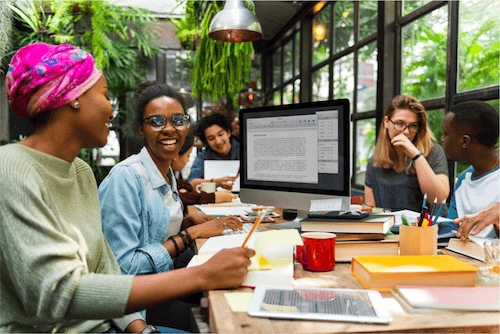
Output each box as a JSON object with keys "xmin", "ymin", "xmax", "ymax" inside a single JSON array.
[{"xmin": 221, "ymin": 223, "xmax": 260, "ymax": 235}]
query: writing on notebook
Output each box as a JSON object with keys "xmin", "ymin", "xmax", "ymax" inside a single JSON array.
[{"xmin": 187, "ymin": 230, "xmax": 303, "ymax": 287}]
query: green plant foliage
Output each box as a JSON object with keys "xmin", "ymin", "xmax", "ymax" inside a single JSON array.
[
  {"xmin": 7, "ymin": 0, "xmax": 161, "ymax": 175},
  {"xmin": 170, "ymin": 13, "xmax": 201, "ymax": 51},
  {"xmin": 7, "ymin": 0, "xmax": 160, "ymax": 93},
  {"xmin": 185, "ymin": 1, "xmax": 255, "ymax": 101},
  {"xmin": 401, "ymin": 1, "xmax": 499, "ymax": 175},
  {"xmin": 0, "ymin": 2, "xmax": 13, "ymax": 69}
]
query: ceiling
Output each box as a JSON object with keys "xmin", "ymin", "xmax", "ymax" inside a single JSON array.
[
  {"xmin": 113, "ymin": 0, "xmax": 308, "ymax": 43},
  {"xmin": 253, "ymin": 1, "xmax": 305, "ymax": 41}
]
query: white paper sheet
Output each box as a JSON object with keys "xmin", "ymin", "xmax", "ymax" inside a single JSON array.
[
  {"xmin": 309, "ymin": 198, "xmax": 342, "ymax": 212},
  {"xmin": 204, "ymin": 160, "xmax": 240, "ymax": 192}
]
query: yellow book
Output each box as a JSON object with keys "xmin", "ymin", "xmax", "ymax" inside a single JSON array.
[{"xmin": 351, "ymin": 255, "xmax": 479, "ymax": 293}]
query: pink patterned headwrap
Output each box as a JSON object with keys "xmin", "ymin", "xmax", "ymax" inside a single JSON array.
[{"xmin": 6, "ymin": 43, "xmax": 103, "ymax": 119}]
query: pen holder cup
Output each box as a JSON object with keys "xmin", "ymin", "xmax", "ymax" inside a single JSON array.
[{"xmin": 399, "ymin": 224, "xmax": 438, "ymax": 256}]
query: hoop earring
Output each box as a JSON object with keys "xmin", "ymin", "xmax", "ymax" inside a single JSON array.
[{"xmin": 73, "ymin": 102, "xmax": 80, "ymax": 109}]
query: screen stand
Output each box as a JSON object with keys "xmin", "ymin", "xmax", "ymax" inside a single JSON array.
[{"xmin": 266, "ymin": 209, "xmax": 308, "ymax": 231}]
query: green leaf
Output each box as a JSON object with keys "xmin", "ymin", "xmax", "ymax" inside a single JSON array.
[{"xmin": 469, "ymin": 43, "xmax": 482, "ymax": 57}]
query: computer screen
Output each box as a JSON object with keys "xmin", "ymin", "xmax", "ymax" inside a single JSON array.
[{"xmin": 239, "ymin": 99, "xmax": 350, "ymax": 216}]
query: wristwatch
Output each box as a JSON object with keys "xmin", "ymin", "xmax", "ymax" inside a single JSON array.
[{"xmin": 140, "ymin": 324, "xmax": 161, "ymax": 334}]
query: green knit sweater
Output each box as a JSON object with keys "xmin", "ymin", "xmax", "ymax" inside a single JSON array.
[{"xmin": 0, "ymin": 144, "xmax": 141, "ymax": 333}]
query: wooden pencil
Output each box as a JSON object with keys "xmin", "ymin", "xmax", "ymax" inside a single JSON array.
[{"xmin": 241, "ymin": 210, "xmax": 265, "ymax": 248}]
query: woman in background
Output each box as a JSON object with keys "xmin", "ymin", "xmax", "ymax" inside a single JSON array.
[
  {"xmin": 172, "ymin": 128, "xmax": 237, "ymax": 206},
  {"xmin": 364, "ymin": 95, "xmax": 449, "ymax": 212},
  {"xmin": 188, "ymin": 113, "xmax": 239, "ymax": 190},
  {"xmin": 0, "ymin": 43, "xmax": 253, "ymax": 333}
]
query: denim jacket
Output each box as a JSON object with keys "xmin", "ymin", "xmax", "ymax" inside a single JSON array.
[{"xmin": 99, "ymin": 147, "xmax": 182, "ymax": 275}]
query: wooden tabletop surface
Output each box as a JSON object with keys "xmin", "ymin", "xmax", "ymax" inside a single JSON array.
[{"xmin": 190, "ymin": 206, "xmax": 500, "ymax": 333}]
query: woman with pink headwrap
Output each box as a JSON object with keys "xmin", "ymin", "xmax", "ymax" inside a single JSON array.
[{"xmin": 0, "ymin": 43, "xmax": 255, "ymax": 333}]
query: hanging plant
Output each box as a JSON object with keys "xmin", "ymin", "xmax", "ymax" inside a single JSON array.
[
  {"xmin": 188, "ymin": 1, "xmax": 255, "ymax": 102},
  {"xmin": 170, "ymin": 15, "xmax": 201, "ymax": 51}
]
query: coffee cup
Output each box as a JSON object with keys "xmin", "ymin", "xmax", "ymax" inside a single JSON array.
[
  {"xmin": 296, "ymin": 232, "xmax": 336, "ymax": 272},
  {"xmin": 195, "ymin": 182, "xmax": 216, "ymax": 194}
]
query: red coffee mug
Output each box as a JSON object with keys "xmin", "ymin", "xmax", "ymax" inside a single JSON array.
[{"xmin": 296, "ymin": 232, "xmax": 336, "ymax": 272}]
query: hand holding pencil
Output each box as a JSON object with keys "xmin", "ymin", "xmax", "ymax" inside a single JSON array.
[{"xmin": 241, "ymin": 208, "xmax": 267, "ymax": 248}]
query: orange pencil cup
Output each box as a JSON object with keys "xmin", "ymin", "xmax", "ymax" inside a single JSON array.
[{"xmin": 399, "ymin": 224, "xmax": 438, "ymax": 256}]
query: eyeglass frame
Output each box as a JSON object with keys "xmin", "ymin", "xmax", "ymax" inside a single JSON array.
[
  {"xmin": 388, "ymin": 118, "xmax": 420, "ymax": 133},
  {"xmin": 142, "ymin": 114, "xmax": 191, "ymax": 131}
]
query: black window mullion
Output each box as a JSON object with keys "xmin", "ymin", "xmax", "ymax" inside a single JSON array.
[{"xmin": 445, "ymin": 0, "xmax": 460, "ymax": 200}]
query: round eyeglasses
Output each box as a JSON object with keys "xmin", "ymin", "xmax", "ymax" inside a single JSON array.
[
  {"xmin": 143, "ymin": 114, "xmax": 190, "ymax": 131},
  {"xmin": 389, "ymin": 119, "xmax": 420, "ymax": 133}
]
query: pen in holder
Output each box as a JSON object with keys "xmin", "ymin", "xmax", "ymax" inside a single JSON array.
[{"xmin": 400, "ymin": 224, "xmax": 438, "ymax": 256}]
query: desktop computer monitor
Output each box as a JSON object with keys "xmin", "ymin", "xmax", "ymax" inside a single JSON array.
[{"xmin": 239, "ymin": 99, "xmax": 351, "ymax": 217}]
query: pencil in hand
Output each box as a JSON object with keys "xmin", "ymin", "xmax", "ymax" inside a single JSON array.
[{"xmin": 240, "ymin": 209, "xmax": 266, "ymax": 248}]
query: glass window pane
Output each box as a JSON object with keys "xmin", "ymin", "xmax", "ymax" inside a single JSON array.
[
  {"xmin": 272, "ymin": 90, "xmax": 281, "ymax": 106},
  {"xmin": 333, "ymin": 53, "xmax": 354, "ymax": 108},
  {"xmin": 283, "ymin": 84, "xmax": 293, "ymax": 105},
  {"xmin": 354, "ymin": 119, "xmax": 376, "ymax": 186},
  {"xmin": 294, "ymin": 79, "xmax": 300, "ymax": 104},
  {"xmin": 401, "ymin": 6, "xmax": 447, "ymax": 101},
  {"xmin": 250, "ymin": 53, "xmax": 262, "ymax": 90},
  {"xmin": 334, "ymin": 1, "xmax": 354, "ymax": 53},
  {"xmin": 426, "ymin": 109, "xmax": 445, "ymax": 146},
  {"xmin": 486, "ymin": 99, "xmax": 499, "ymax": 110},
  {"xmin": 283, "ymin": 40, "xmax": 293, "ymax": 82},
  {"xmin": 312, "ymin": 65, "xmax": 329, "ymax": 102},
  {"xmin": 458, "ymin": 0, "xmax": 500, "ymax": 93},
  {"xmin": 166, "ymin": 50, "xmax": 192, "ymax": 91},
  {"xmin": 403, "ymin": 0, "xmax": 432, "ymax": 16},
  {"xmin": 272, "ymin": 48, "xmax": 282, "ymax": 88},
  {"xmin": 313, "ymin": 4, "xmax": 331, "ymax": 66},
  {"xmin": 294, "ymin": 32, "xmax": 300, "ymax": 77},
  {"xmin": 359, "ymin": 1, "xmax": 377, "ymax": 40},
  {"xmin": 357, "ymin": 42, "xmax": 377, "ymax": 112}
]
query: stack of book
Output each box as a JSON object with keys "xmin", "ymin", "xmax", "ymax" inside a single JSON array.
[{"xmin": 300, "ymin": 213, "xmax": 398, "ymax": 262}]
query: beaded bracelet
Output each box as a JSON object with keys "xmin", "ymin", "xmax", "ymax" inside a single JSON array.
[
  {"xmin": 178, "ymin": 232, "xmax": 189, "ymax": 248},
  {"xmin": 184, "ymin": 229, "xmax": 193, "ymax": 244},
  {"xmin": 168, "ymin": 236, "xmax": 180, "ymax": 255}
]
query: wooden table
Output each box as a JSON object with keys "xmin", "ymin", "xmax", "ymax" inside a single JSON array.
[{"xmin": 192, "ymin": 207, "xmax": 500, "ymax": 333}]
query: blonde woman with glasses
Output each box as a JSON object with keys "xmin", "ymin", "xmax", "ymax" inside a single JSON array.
[{"xmin": 364, "ymin": 95, "xmax": 449, "ymax": 212}]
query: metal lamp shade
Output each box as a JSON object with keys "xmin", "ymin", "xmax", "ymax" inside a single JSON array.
[{"xmin": 208, "ymin": 0, "xmax": 263, "ymax": 43}]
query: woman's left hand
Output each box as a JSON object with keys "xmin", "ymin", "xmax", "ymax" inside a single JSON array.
[
  {"xmin": 187, "ymin": 212, "xmax": 214, "ymax": 225},
  {"xmin": 188, "ymin": 216, "xmax": 244, "ymax": 239},
  {"xmin": 391, "ymin": 133, "xmax": 420, "ymax": 158}
]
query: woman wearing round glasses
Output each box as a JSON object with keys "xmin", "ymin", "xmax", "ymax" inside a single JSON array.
[
  {"xmin": 98, "ymin": 81, "xmax": 243, "ymax": 329},
  {"xmin": 364, "ymin": 95, "xmax": 449, "ymax": 212}
]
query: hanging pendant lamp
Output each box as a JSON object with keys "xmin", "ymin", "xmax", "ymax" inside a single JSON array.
[{"xmin": 208, "ymin": 0, "xmax": 263, "ymax": 43}]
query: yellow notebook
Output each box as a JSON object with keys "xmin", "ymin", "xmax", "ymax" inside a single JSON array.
[{"xmin": 351, "ymin": 255, "xmax": 479, "ymax": 293}]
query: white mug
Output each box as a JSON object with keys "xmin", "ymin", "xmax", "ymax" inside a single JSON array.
[{"xmin": 196, "ymin": 182, "xmax": 216, "ymax": 194}]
